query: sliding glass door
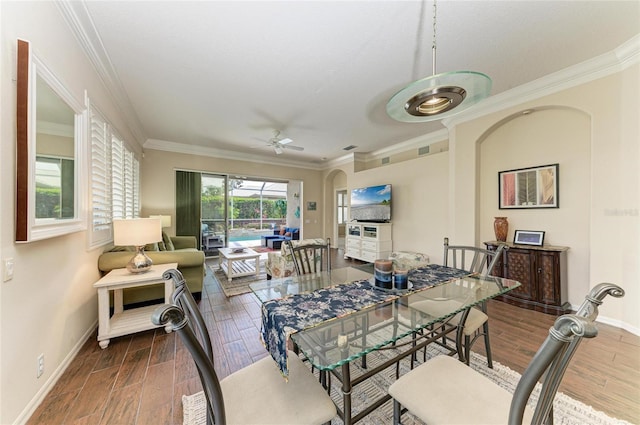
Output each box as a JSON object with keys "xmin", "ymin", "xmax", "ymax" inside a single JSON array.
[
  {"xmin": 227, "ymin": 178, "xmax": 287, "ymax": 246},
  {"xmin": 197, "ymin": 173, "xmax": 288, "ymax": 256},
  {"xmin": 201, "ymin": 174, "xmax": 228, "ymax": 256}
]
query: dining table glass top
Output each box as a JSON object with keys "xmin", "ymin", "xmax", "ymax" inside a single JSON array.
[
  {"xmin": 249, "ymin": 265, "xmax": 374, "ymax": 302},
  {"xmin": 251, "ymin": 265, "xmax": 520, "ymax": 373},
  {"xmin": 291, "ymin": 273, "xmax": 520, "ymax": 371}
]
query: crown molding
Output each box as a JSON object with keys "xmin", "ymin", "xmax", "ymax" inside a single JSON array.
[
  {"xmin": 143, "ymin": 139, "xmax": 325, "ymax": 171},
  {"xmin": 444, "ymin": 34, "xmax": 640, "ymax": 128},
  {"xmin": 54, "ymin": 0, "xmax": 147, "ymax": 144}
]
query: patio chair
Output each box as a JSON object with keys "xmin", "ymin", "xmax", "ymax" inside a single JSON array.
[
  {"xmin": 151, "ymin": 269, "xmax": 336, "ymax": 425},
  {"xmin": 389, "ymin": 283, "xmax": 625, "ymax": 425}
]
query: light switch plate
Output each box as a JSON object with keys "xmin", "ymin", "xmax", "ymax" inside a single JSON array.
[{"xmin": 3, "ymin": 258, "xmax": 14, "ymax": 281}]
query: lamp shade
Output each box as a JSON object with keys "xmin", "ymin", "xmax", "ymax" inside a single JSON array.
[
  {"xmin": 149, "ymin": 214, "xmax": 171, "ymax": 228},
  {"xmin": 113, "ymin": 218, "xmax": 162, "ymax": 247}
]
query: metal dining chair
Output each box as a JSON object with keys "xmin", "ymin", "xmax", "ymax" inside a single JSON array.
[
  {"xmin": 151, "ymin": 269, "xmax": 336, "ymax": 425},
  {"xmin": 409, "ymin": 237, "xmax": 505, "ymax": 367},
  {"xmin": 286, "ymin": 239, "xmax": 331, "ymax": 275},
  {"xmin": 389, "ymin": 283, "xmax": 625, "ymax": 425}
]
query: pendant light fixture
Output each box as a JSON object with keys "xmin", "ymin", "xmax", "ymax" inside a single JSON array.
[{"xmin": 387, "ymin": 0, "xmax": 491, "ymax": 123}]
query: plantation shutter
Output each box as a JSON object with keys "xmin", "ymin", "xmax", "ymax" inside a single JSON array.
[
  {"xmin": 111, "ymin": 136, "xmax": 125, "ymax": 219},
  {"xmin": 88, "ymin": 106, "xmax": 112, "ymax": 247}
]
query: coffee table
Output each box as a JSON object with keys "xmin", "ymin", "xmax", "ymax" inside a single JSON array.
[{"xmin": 218, "ymin": 247, "xmax": 261, "ymax": 281}]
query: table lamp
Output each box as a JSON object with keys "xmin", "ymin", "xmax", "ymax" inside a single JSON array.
[{"xmin": 113, "ymin": 218, "xmax": 162, "ymax": 273}]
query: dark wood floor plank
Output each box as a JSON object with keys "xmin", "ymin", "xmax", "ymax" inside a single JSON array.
[
  {"xmin": 94, "ymin": 336, "xmax": 131, "ymax": 371},
  {"xmin": 128, "ymin": 329, "xmax": 156, "ymax": 352},
  {"xmin": 113, "ymin": 346, "xmax": 151, "ymax": 389},
  {"xmin": 65, "ymin": 366, "xmax": 120, "ymax": 421},
  {"xmin": 25, "ymin": 388, "xmax": 79, "ymax": 425},
  {"xmin": 149, "ymin": 330, "xmax": 176, "ymax": 365},
  {"xmin": 98, "ymin": 382, "xmax": 143, "ymax": 425},
  {"xmin": 136, "ymin": 361, "xmax": 175, "ymax": 425}
]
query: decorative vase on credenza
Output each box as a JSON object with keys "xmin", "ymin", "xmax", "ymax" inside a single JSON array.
[{"xmin": 494, "ymin": 217, "xmax": 508, "ymax": 242}]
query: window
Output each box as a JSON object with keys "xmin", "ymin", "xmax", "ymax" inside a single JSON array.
[
  {"xmin": 337, "ymin": 190, "xmax": 347, "ymax": 224},
  {"xmin": 88, "ymin": 99, "xmax": 140, "ymax": 248}
]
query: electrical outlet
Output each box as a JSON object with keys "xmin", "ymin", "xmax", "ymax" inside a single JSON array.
[
  {"xmin": 3, "ymin": 258, "xmax": 14, "ymax": 282},
  {"xmin": 37, "ymin": 354, "xmax": 44, "ymax": 378}
]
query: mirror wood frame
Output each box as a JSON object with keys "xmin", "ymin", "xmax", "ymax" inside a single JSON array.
[{"xmin": 16, "ymin": 39, "xmax": 87, "ymax": 242}]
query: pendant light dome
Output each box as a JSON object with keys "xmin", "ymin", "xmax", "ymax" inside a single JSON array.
[{"xmin": 387, "ymin": 0, "xmax": 491, "ymax": 123}]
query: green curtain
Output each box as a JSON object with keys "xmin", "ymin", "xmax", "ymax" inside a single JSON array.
[{"xmin": 176, "ymin": 170, "xmax": 201, "ymax": 247}]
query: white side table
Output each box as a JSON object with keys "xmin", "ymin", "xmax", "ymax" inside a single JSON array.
[{"xmin": 93, "ymin": 262, "xmax": 177, "ymax": 349}]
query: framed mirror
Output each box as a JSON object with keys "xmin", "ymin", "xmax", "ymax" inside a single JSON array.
[{"xmin": 16, "ymin": 39, "xmax": 86, "ymax": 242}]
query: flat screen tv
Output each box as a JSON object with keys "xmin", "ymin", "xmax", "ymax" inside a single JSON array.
[{"xmin": 350, "ymin": 184, "xmax": 391, "ymax": 222}]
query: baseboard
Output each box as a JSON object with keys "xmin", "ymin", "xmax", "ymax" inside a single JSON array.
[{"xmin": 14, "ymin": 320, "xmax": 98, "ymax": 425}]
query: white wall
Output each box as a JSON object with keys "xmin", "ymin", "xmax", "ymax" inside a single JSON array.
[
  {"xmin": 479, "ymin": 107, "xmax": 592, "ymax": 301},
  {"xmin": 1, "ymin": 3, "xmax": 140, "ymax": 423}
]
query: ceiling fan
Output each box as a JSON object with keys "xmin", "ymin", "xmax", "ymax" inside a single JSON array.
[{"xmin": 262, "ymin": 130, "xmax": 304, "ymax": 155}]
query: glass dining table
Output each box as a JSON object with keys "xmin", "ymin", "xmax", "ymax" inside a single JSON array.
[{"xmin": 250, "ymin": 265, "xmax": 521, "ymax": 425}]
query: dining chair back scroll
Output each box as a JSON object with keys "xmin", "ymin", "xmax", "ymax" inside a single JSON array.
[
  {"xmin": 287, "ymin": 238, "xmax": 331, "ymax": 275},
  {"xmin": 152, "ymin": 269, "xmax": 336, "ymax": 425},
  {"xmin": 390, "ymin": 283, "xmax": 625, "ymax": 425}
]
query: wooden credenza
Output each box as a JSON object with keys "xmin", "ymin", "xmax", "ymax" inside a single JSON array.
[{"xmin": 484, "ymin": 241, "xmax": 570, "ymax": 315}]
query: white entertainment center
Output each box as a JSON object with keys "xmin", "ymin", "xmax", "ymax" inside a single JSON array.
[{"xmin": 345, "ymin": 222, "xmax": 392, "ymax": 263}]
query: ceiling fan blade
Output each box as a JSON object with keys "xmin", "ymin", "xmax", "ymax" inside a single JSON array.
[
  {"xmin": 283, "ymin": 145, "xmax": 304, "ymax": 151},
  {"xmin": 278, "ymin": 137, "xmax": 293, "ymax": 145},
  {"xmin": 274, "ymin": 146, "xmax": 283, "ymax": 155}
]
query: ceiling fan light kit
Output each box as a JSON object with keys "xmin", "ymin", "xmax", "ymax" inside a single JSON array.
[
  {"xmin": 265, "ymin": 130, "xmax": 304, "ymax": 155},
  {"xmin": 387, "ymin": 0, "xmax": 491, "ymax": 123}
]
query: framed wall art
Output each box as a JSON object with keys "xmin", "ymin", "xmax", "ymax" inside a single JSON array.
[
  {"xmin": 307, "ymin": 201, "xmax": 317, "ymax": 211},
  {"xmin": 499, "ymin": 163, "xmax": 559, "ymax": 209},
  {"xmin": 514, "ymin": 230, "xmax": 545, "ymax": 246}
]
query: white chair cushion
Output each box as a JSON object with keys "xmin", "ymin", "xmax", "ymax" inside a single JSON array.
[
  {"xmin": 389, "ymin": 251, "xmax": 430, "ymax": 270},
  {"xmin": 221, "ymin": 351, "xmax": 336, "ymax": 424},
  {"xmin": 409, "ymin": 299, "xmax": 488, "ymax": 336},
  {"xmin": 388, "ymin": 355, "xmax": 533, "ymax": 424}
]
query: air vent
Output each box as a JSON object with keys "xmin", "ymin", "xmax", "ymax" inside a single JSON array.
[
  {"xmin": 343, "ymin": 145, "xmax": 358, "ymax": 151},
  {"xmin": 418, "ymin": 146, "xmax": 430, "ymax": 155},
  {"xmin": 381, "ymin": 157, "xmax": 390, "ymax": 165}
]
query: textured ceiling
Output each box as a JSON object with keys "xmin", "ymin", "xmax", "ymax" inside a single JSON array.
[{"xmin": 73, "ymin": 1, "xmax": 639, "ymax": 166}]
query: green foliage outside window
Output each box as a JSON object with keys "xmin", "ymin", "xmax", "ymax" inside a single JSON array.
[{"xmin": 201, "ymin": 194, "xmax": 287, "ymax": 221}]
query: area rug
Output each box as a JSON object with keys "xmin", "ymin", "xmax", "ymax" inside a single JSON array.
[
  {"xmin": 182, "ymin": 344, "xmax": 632, "ymax": 425},
  {"xmin": 206, "ymin": 260, "xmax": 267, "ymax": 297}
]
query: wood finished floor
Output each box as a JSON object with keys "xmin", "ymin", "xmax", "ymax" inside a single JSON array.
[{"xmin": 27, "ymin": 250, "xmax": 640, "ymax": 425}]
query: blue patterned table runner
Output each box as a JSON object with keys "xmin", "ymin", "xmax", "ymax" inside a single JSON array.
[{"xmin": 260, "ymin": 264, "xmax": 470, "ymax": 376}]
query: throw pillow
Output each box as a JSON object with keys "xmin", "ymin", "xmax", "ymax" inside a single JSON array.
[
  {"xmin": 284, "ymin": 232, "xmax": 292, "ymax": 237},
  {"xmin": 158, "ymin": 239, "xmax": 166, "ymax": 251},
  {"xmin": 279, "ymin": 227, "xmax": 286, "ymax": 236},
  {"xmin": 144, "ymin": 242, "xmax": 159, "ymax": 251},
  {"xmin": 162, "ymin": 231, "xmax": 175, "ymax": 251}
]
